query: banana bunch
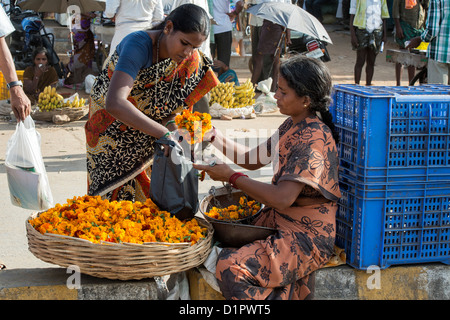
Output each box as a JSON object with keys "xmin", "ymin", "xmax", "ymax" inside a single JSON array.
[
  {"xmin": 38, "ymin": 86, "xmax": 86, "ymax": 111},
  {"xmin": 233, "ymin": 79, "xmax": 255, "ymax": 109},
  {"xmin": 61, "ymin": 95, "xmax": 86, "ymax": 109},
  {"xmin": 209, "ymin": 80, "xmax": 256, "ymax": 109},
  {"xmin": 38, "ymin": 86, "xmax": 64, "ymax": 111},
  {"xmin": 209, "ymin": 82, "xmax": 235, "ymax": 108}
]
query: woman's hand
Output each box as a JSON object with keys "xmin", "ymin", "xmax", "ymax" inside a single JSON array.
[
  {"xmin": 193, "ymin": 158, "xmax": 235, "ymax": 183},
  {"xmin": 34, "ymin": 63, "xmax": 47, "ymax": 78}
]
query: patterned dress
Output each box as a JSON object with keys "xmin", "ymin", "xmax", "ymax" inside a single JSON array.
[
  {"xmin": 85, "ymin": 49, "xmax": 218, "ymax": 201},
  {"xmin": 216, "ymin": 116, "xmax": 341, "ymax": 300}
]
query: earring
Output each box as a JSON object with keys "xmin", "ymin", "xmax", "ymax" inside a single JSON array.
[{"xmin": 304, "ymin": 104, "xmax": 308, "ymax": 108}]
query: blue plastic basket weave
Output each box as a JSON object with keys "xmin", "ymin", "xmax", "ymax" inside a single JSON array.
[
  {"xmin": 330, "ymin": 84, "xmax": 450, "ymax": 184},
  {"xmin": 330, "ymin": 84, "xmax": 450, "ymax": 269},
  {"xmin": 336, "ymin": 175, "xmax": 450, "ymax": 269}
]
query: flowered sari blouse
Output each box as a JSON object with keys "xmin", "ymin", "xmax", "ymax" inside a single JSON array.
[
  {"xmin": 268, "ymin": 116, "xmax": 341, "ymax": 203},
  {"xmin": 85, "ymin": 49, "xmax": 218, "ymax": 196}
]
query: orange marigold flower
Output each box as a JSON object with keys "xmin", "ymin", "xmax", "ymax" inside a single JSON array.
[
  {"xmin": 205, "ymin": 196, "xmax": 261, "ymax": 221},
  {"xmin": 30, "ymin": 195, "xmax": 207, "ymax": 245}
]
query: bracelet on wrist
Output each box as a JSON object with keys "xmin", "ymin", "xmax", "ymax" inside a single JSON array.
[
  {"xmin": 229, "ymin": 172, "xmax": 248, "ymax": 189},
  {"xmin": 165, "ymin": 120, "xmax": 176, "ymax": 128}
]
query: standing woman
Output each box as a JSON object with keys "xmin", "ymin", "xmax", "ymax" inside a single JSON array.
[
  {"xmin": 194, "ymin": 55, "xmax": 341, "ymax": 300},
  {"xmin": 85, "ymin": 4, "xmax": 219, "ymax": 201}
]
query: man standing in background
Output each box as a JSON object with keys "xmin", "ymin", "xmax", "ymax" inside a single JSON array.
[
  {"xmin": 0, "ymin": 5, "xmax": 31, "ymax": 122},
  {"xmin": 392, "ymin": 0, "xmax": 428, "ymax": 85},
  {"xmin": 407, "ymin": 0, "xmax": 449, "ymax": 84},
  {"xmin": 104, "ymin": 0, "xmax": 164, "ymax": 59}
]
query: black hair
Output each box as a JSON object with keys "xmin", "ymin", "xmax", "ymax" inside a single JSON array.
[
  {"xmin": 32, "ymin": 47, "xmax": 51, "ymax": 62},
  {"xmin": 153, "ymin": 4, "xmax": 210, "ymax": 36},
  {"xmin": 279, "ymin": 55, "xmax": 340, "ymax": 144}
]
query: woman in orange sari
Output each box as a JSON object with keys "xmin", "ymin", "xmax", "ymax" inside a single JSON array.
[
  {"xmin": 86, "ymin": 4, "xmax": 218, "ymax": 202},
  {"xmin": 194, "ymin": 55, "xmax": 341, "ymax": 300}
]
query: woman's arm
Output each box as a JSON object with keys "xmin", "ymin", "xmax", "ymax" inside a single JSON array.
[
  {"xmin": 193, "ymin": 161, "xmax": 304, "ymax": 211},
  {"xmin": 209, "ymin": 127, "xmax": 272, "ymax": 171},
  {"xmin": 105, "ymin": 70, "xmax": 169, "ymax": 139}
]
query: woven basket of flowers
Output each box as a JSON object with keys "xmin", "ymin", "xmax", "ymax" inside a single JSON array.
[{"xmin": 26, "ymin": 195, "xmax": 214, "ymax": 280}]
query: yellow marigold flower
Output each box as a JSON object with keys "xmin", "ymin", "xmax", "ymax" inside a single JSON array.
[
  {"xmin": 30, "ymin": 195, "xmax": 207, "ymax": 245},
  {"xmin": 205, "ymin": 196, "xmax": 261, "ymax": 221}
]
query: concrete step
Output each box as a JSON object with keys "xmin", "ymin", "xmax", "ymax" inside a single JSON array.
[{"xmin": 1, "ymin": 263, "xmax": 449, "ymax": 300}]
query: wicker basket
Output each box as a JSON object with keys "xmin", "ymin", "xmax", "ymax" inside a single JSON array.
[
  {"xmin": 31, "ymin": 106, "xmax": 89, "ymax": 122},
  {"xmin": 26, "ymin": 212, "xmax": 214, "ymax": 280}
]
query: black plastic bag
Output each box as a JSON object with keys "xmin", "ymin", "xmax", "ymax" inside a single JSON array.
[{"xmin": 150, "ymin": 138, "xmax": 199, "ymax": 221}]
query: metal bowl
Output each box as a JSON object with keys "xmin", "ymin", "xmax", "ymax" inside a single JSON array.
[
  {"xmin": 199, "ymin": 186, "xmax": 277, "ymax": 247},
  {"xmin": 207, "ymin": 220, "xmax": 276, "ymax": 248}
]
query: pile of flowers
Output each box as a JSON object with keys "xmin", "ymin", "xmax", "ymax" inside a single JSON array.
[
  {"xmin": 175, "ymin": 109, "xmax": 212, "ymax": 144},
  {"xmin": 29, "ymin": 195, "xmax": 207, "ymax": 245},
  {"xmin": 205, "ymin": 196, "xmax": 261, "ymax": 221}
]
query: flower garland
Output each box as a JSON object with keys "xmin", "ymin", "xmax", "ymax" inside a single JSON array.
[
  {"xmin": 29, "ymin": 195, "xmax": 207, "ymax": 245},
  {"xmin": 205, "ymin": 196, "xmax": 261, "ymax": 221},
  {"xmin": 175, "ymin": 109, "xmax": 212, "ymax": 144}
]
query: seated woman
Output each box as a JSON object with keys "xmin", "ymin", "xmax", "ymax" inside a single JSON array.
[
  {"xmin": 213, "ymin": 59, "xmax": 239, "ymax": 85},
  {"xmin": 194, "ymin": 55, "xmax": 341, "ymax": 300},
  {"xmin": 23, "ymin": 47, "xmax": 59, "ymax": 104}
]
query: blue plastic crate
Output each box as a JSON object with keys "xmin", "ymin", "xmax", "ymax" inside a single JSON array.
[
  {"xmin": 330, "ymin": 84, "xmax": 450, "ymax": 184},
  {"xmin": 336, "ymin": 175, "xmax": 450, "ymax": 269}
]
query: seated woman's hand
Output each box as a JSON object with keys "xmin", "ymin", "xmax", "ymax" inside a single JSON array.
[{"xmin": 193, "ymin": 157, "xmax": 234, "ymax": 183}]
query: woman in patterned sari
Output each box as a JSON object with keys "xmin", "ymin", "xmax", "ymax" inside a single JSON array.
[
  {"xmin": 194, "ymin": 55, "xmax": 341, "ymax": 300},
  {"xmin": 85, "ymin": 4, "xmax": 219, "ymax": 201}
]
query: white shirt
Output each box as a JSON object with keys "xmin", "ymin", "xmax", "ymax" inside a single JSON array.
[
  {"xmin": 349, "ymin": 0, "xmax": 383, "ymax": 32},
  {"xmin": 104, "ymin": 0, "xmax": 164, "ymax": 56},
  {"xmin": 212, "ymin": 0, "xmax": 232, "ymax": 34},
  {"xmin": 103, "ymin": 0, "xmax": 164, "ymax": 26},
  {"xmin": 0, "ymin": 6, "xmax": 15, "ymax": 38}
]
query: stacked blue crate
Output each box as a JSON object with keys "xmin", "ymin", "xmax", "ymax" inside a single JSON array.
[{"xmin": 330, "ymin": 84, "xmax": 450, "ymax": 269}]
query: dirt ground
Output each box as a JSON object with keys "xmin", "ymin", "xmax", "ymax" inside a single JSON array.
[{"xmin": 0, "ymin": 23, "xmax": 404, "ymax": 269}]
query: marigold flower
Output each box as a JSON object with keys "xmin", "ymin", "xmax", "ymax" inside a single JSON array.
[
  {"xmin": 205, "ymin": 196, "xmax": 261, "ymax": 221},
  {"xmin": 30, "ymin": 195, "xmax": 207, "ymax": 245},
  {"xmin": 175, "ymin": 109, "xmax": 212, "ymax": 144}
]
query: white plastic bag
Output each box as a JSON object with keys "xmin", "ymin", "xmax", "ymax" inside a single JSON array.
[
  {"xmin": 209, "ymin": 102, "xmax": 254, "ymax": 119},
  {"xmin": 254, "ymin": 78, "xmax": 278, "ymax": 114},
  {"xmin": 84, "ymin": 74, "xmax": 96, "ymax": 94},
  {"xmin": 5, "ymin": 116, "xmax": 53, "ymax": 210}
]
